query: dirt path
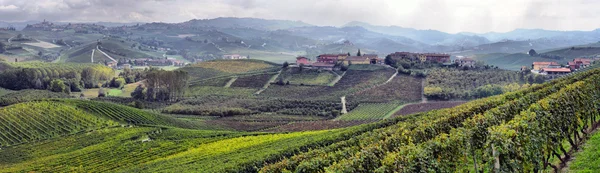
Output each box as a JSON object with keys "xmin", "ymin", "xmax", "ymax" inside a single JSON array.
[
  {"xmin": 328, "ymin": 71, "xmax": 346, "ymax": 86},
  {"xmin": 91, "ymin": 49, "xmax": 95, "ymax": 63},
  {"xmin": 96, "ymin": 46, "xmax": 117, "ymax": 62},
  {"xmin": 224, "ymin": 77, "xmax": 238, "ymax": 88},
  {"xmin": 7, "ymin": 36, "xmax": 14, "ymax": 44}
]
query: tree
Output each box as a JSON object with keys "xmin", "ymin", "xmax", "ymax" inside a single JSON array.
[
  {"xmin": 299, "ymin": 63, "xmax": 305, "ymax": 71},
  {"xmin": 49, "ymin": 79, "xmax": 68, "ymax": 93},
  {"xmin": 385, "ymin": 55, "xmax": 396, "ymax": 67},
  {"xmin": 282, "ymin": 61, "xmax": 289, "ymax": 68},
  {"xmin": 131, "ymin": 85, "xmax": 145, "ymax": 100},
  {"xmin": 347, "ymin": 52, "xmax": 351, "ymax": 56},
  {"xmin": 111, "ymin": 77, "xmax": 126, "ymax": 89},
  {"xmin": 0, "ymin": 42, "xmax": 5, "ymax": 53},
  {"xmin": 528, "ymin": 49, "xmax": 537, "ymax": 56},
  {"xmin": 357, "ymin": 49, "xmax": 362, "ymax": 56},
  {"xmin": 38, "ymin": 51, "xmax": 42, "ymax": 57}
]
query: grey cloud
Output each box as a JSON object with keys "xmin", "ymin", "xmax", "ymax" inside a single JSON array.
[{"xmin": 0, "ymin": 0, "xmax": 598, "ymax": 33}]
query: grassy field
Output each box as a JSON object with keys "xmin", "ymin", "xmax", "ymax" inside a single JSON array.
[
  {"xmin": 569, "ymin": 131, "xmax": 600, "ymax": 172},
  {"xmin": 72, "ymin": 88, "xmax": 126, "ymax": 98},
  {"xmin": 334, "ymin": 102, "xmax": 402, "ymax": 121},
  {"xmin": 189, "ymin": 59, "xmax": 276, "ymax": 74},
  {"xmin": 279, "ymin": 67, "xmax": 337, "ymax": 86}
]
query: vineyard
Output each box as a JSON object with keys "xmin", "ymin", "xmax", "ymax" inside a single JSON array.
[
  {"xmin": 335, "ymin": 102, "xmax": 401, "ymax": 121},
  {"xmin": 277, "ymin": 67, "xmax": 338, "ymax": 86},
  {"xmin": 0, "ymin": 89, "xmax": 72, "ymax": 106},
  {"xmin": 0, "ymin": 101, "xmax": 117, "ymax": 147},
  {"xmin": 183, "ymin": 59, "xmax": 279, "ymax": 83},
  {"xmin": 258, "ymin": 67, "xmax": 600, "ymax": 173},
  {"xmin": 2, "ymin": 62, "xmax": 600, "ymax": 172},
  {"xmin": 392, "ymin": 101, "xmax": 466, "ymax": 117},
  {"xmin": 424, "ymin": 68, "xmax": 543, "ymax": 100},
  {"xmin": 261, "ymin": 67, "xmax": 396, "ymax": 100},
  {"xmin": 231, "ymin": 73, "xmax": 275, "ymax": 88},
  {"xmin": 163, "ymin": 96, "xmax": 356, "ymax": 118},
  {"xmin": 0, "ymin": 117, "xmax": 404, "ymax": 172},
  {"xmin": 348, "ymin": 74, "xmax": 422, "ymax": 103}
]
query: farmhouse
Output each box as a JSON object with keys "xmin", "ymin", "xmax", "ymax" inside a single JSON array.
[
  {"xmin": 541, "ymin": 68, "xmax": 571, "ymax": 76},
  {"xmin": 568, "ymin": 62, "xmax": 579, "ymax": 71},
  {"xmin": 106, "ymin": 61, "xmax": 117, "ymax": 68},
  {"xmin": 317, "ymin": 54, "xmax": 338, "ymax": 64},
  {"xmin": 296, "ymin": 57, "xmax": 311, "ymax": 65},
  {"xmin": 344, "ymin": 55, "xmax": 382, "ymax": 65},
  {"xmin": 423, "ymin": 53, "xmax": 451, "ymax": 63},
  {"xmin": 455, "ymin": 57, "xmax": 476, "ymax": 67},
  {"xmin": 532, "ymin": 62, "xmax": 560, "ymax": 71},
  {"xmin": 345, "ymin": 56, "xmax": 371, "ymax": 65},
  {"xmin": 223, "ymin": 54, "xmax": 247, "ymax": 59},
  {"xmin": 573, "ymin": 58, "xmax": 594, "ymax": 68}
]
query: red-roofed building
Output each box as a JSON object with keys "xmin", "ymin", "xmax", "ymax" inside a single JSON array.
[
  {"xmin": 532, "ymin": 62, "xmax": 560, "ymax": 71},
  {"xmin": 423, "ymin": 53, "xmax": 450, "ymax": 63},
  {"xmin": 456, "ymin": 58, "xmax": 476, "ymax": 67},
  {"xmin": 541, "ymin": 68, "xmax": 571, "ymax": 75},
  {"xmin": 317, "ymin": 54, "xmax": 339, "ymax": 64},
  {"xmin": 296, "ymin": 56, "xmax": 311, "ymax": 66},
  {"xmin": 568, "ymin": 62, "xmax": 579, "ymax": 71},
  {"xmin": 573, "ymin": 58, "xmax": 593, "ymax": 68}
]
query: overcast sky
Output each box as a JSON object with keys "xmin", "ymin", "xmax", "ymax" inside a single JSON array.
[{"xmin": 0, "ymin": 0, "xmax": 598, "ymax": 33}]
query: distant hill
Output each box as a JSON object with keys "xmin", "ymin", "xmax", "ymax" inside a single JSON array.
[
  {"xmin": 471, "ymin": 53, "xmax": 558, "ymax": 71},
  {"xmin": 344, "ymin": 21, "xmax": 491, "ymax": 47},
  {"xmin": 174, "ymin": 17, "xmax": 312, "ymax": 31},
  {"xmin": 472, "ymin": 28, "xmax": 600, "ymax": 42}
]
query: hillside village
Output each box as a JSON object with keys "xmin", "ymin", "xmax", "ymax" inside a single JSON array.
[{"xmin": 531, "ymin": 58, "xmax": 599, "ymax": 77}]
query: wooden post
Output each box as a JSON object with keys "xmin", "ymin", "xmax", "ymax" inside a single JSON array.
[{"xmin": 493, "ymin": 143, "xmax": 500, "ymax": 172}]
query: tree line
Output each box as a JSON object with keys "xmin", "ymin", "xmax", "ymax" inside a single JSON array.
[
  {"xmin": 131, "ymin": 69, "xmax": 189, "ymax": 102},
  {"xmin": 0, "ymin": 63, "xmax": 114, "ymax": 93}
]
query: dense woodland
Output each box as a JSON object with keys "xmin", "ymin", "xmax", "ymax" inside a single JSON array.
[{"xmin": 0, "ymin": 62, "xmax": 114, "ymax": 92}]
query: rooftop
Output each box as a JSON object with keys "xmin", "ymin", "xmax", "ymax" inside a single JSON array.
[
  {"xmin": 533, "ymin": 62, "xmax": 560, "ymax": 66},
  {"xmin": 542, "ymin": 68, "xmax": 571, "ymax": 73}
]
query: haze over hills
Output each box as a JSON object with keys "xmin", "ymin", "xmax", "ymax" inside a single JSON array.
[{"xmin": 1, "ymin": 17, "xmax": 600, "ymax": 66}]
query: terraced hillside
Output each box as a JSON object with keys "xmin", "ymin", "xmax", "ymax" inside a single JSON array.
[{"xmin": 2, "ymin": 64, "xmax": 599, "ymax": 172}]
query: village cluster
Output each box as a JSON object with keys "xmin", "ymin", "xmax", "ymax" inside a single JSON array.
[
  {"xmin": 531, "ymin": 58, "xmax": 598, "ymax": 76},
  {"xmin": 105, "ymin": 57, "xmax": 187, "ymax": 70},
  {"xmin": 294, "ymin": 52, "xmax": 454, "ymax": 70}
]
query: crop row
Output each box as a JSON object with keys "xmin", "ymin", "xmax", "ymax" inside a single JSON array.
[
  {"xmin": 0, "ymin": 101, "xmax": 115, "ymax": 147},
  {"xmin": 259, "ymin": 67, "xmax": 597, "ymax": 172}
]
